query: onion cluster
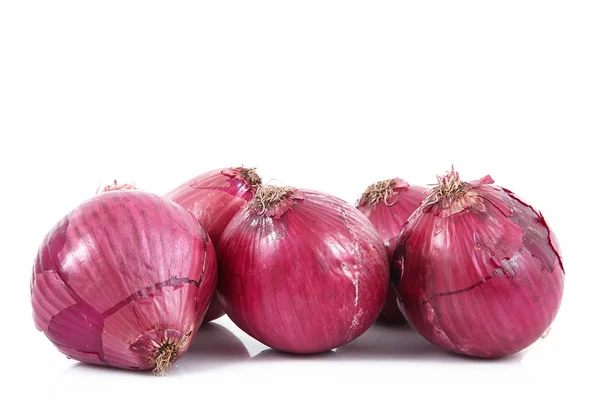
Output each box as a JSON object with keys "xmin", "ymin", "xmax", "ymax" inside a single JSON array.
[{"xmin": 30, "ymin": 167, "xmax": 565, "ymax": 372}]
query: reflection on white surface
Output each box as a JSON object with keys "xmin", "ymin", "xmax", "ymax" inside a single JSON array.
[
  {"xmin": 173, "ymin": 322, "xmax": 251, "ymax": 374},
  {"xmin": 337, "ymin": 321, "xmax": 525, "ymax": 363},
  {"xmin": 253, "ymin": 349, "xmax": 337, "ymax": 361},
  {"xmin": 27, "ymin": 314, "xmax": 570, "ymax": 400},
  {"xmin": 335, "ymin": 321, "xmax": 437, "ymax": 359},
  {"xmin": 247, "ymin": 321, "xmax": 526, "ymax": 364},
  {"xmin": 247, "ymin": 320, "xmax": 525, "ymax": 363},
  {"xmin": 62, "ymin": 318, "xmax": 525, "ymax": 378}
]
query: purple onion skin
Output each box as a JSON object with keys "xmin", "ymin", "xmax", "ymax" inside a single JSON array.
[
  {"xmin": 217, "ymin": 189, "xmax": 389, "ymax": 354},
  {"xmin": 393, "ymin": 174, "xmax": 565, "ymax": 358},
  {"xmin": 378, "ymin": 287, "xmax": 406, "ymax": 325},
  {"xmin": 166, "ymin": 167, "xmax": 261, "ymax": 323},
  {"xmin": 357, "ymin": 178, "xmax": 427, "ymax": 324},
  {"xmin": 202, "ymin": 297, "xmax": 226, "ymax": 322},
  {"xmin": 31, "ymin": 190, "xmax": 217, "ymax": 370}
]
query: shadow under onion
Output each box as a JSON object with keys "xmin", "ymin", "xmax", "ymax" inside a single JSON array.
[
  {"xmin": 172, "ymin": 322, "xmax": 251, "ymax": 373},
  {"xmin": 252, "ymin": 349, "xmax": 338, "ymax": 362},
  {"xmin": 335, "ymin": 321, "xmax": 527, "ymax": 363}
]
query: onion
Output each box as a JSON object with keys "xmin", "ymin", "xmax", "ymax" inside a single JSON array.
[
  {"xmin": 166, "ymin": 167, "xmax": 262, "ymax": 323},
  {"xmin": 217, "ymin": 185, "xmax": 389, "ymax": 354},
  {"xmin": 357, "ymin": 178, "xmax": 427, "ymax": 324},
  {"xmin": 393, "ymin": 170, "xmax": 565, "ymax": 358},
  {"xmin": 30, "ymin": 189, "xmax": 217, "ymax": 373}
]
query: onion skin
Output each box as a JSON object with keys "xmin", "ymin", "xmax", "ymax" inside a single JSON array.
[
  {"xmin": 166, "ymin": 167, "xmax": 261, "ymax": 323},
  {"xmin": 378, "ymin": 287, "xmax": 406, "ymax": 325},
  {"xmin": 217, "ymin": 186, "xmax": 389, "ymax": 354},
  {"xmin": 357, "ymin": 178, "xmax": 427, "ymax": 324},
  {"xmin": 31, "ymin": 190, "xmax": 217, "ymax": 371},
  {"xmin": 393, "ymin": 172, "xmax": 565, "ymax": 358}
]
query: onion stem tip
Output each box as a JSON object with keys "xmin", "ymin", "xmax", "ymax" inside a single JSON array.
[{"xmin": 152, "ymin": 341, "xmax": 178, "ymax": 376}]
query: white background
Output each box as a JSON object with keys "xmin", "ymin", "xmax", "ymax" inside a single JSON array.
[{"xmin": 1, "ymin": 1, "xmax": 598, "ymax": 399}]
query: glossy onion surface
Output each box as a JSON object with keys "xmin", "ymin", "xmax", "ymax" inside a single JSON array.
[
  {"xmin": 357, "ymin": 178, "xmax": 427, "ymax": 323},
  {"xmin": 31, "ymin": 190, "xmax": 217, "ymax": 371},
  {"xmin": 166, "ymin": 167, "xmax": 261, "ymax": 322},
  {"xmin": 393, "ymin": 172, "xmax": 565, "ymax": 358},
  {"xmin": 217, "ymin": 187, "xmax": 389, "ymax": 354}
]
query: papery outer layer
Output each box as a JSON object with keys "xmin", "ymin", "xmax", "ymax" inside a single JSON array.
[
  {"xmin": 357, "ymin": 178, "xmax": 428, "ymax": 323},
  {"xmin": 102, "ymin": 284, "xmax": 203, "ymax": 368},
  {"xmin": 165, "ymin": 167, "xmax": 259, "ymax": 245},
  {"xmin": 31, "ymin": 271, "xmax": 77, "ymax": 331},
  {"xmin": 31, "ymin": 190, "xmax": 217, "ymax": 370},
  {"xmin": 357, "ymin": 178, "xmax": 428, "ymax": 254},
  {"xmin": 217, "ymin": 189, "xmax": 389, "ymax": 354},
  {"xmin": 393, "ymin": 175, "xmax": 565, "ymax": 358},
  {"xmin": 166, "ymin": 167, "xmax": 261, "ymax": 323}
]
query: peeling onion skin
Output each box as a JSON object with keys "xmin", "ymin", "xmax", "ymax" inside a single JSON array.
[
  {"xmin": 357, "ymin": 178, "xmax": 428, "ymax": 324},
  {"xmin": 166, "ymin": 167, "xmax": 261, "ymax": 323},
  {"xmin": 30, "ymin": 190, "xmax": 218, "ymax": 370},
  {"xmin": 217, "ymin": 187, "xmax": 389, "ymax": 354},
  {"xmin": 393, "ymin": 172, "xmax": 565, "ymax": 358}
]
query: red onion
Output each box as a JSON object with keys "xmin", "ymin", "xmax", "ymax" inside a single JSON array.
[
  {"xmin": 357, "ymin": 178, "xmax": 427, "ymax": 324},
  {"xmin": 393, "ymin": 170, "xmax": 565, "ymax": 358},
  {"xmin": 30, "ymin": 189, "xmax": 217, "ymax": 373},
  {"xmin": 166, "ymin": 167, "xmax": 262, "ymax": 323},
  {"xmin": 217, "ymin": 185, "xmax": 389, "ymax": 354}
]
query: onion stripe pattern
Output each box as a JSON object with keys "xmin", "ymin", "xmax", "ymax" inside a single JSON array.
[
  {"xmin": 217, "ymin": 186, "xmax": 389, "ymax": 354},
  {"xmin": 166, "ymin": 167, "xmax": 262, "ymax": 323},
  {"xmin": 393, "ymin": 172, "xmax": 564, "ymax": 358},
  {"xmin": 31, "ymin": 191, "xmax": 217, "ymax": 371}
]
